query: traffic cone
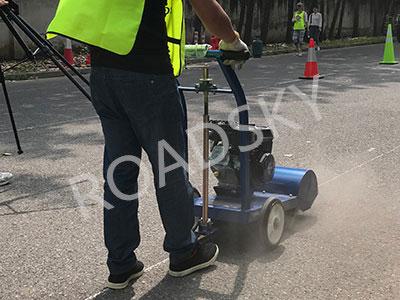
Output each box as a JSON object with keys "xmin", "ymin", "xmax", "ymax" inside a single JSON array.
[
  {"xmin": 300, "ymin": 38, "xmax": 324, "ymax": 79},
  {"xmin": 63, "ymin": 38, "xmax": 75, "ymax": 66},
  {"xmin": 85, "ymin": 54, "xmax": 91, "ymax": 66},
  {"xmin": 380, "ymin": 24, "xmax": 398, "ymax": 64}
]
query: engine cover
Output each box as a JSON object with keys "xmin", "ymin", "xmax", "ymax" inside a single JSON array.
[{"xmin": 209, "ymin": 120, "xmax": 275, "ymax": 196}]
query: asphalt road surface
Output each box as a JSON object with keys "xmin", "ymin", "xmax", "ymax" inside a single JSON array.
[{"xmin": 1, "ymin": 44, "xmax": 399, "ymax": 300}]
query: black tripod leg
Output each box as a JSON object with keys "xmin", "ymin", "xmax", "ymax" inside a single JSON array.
[
  {"xmin": 2, "ymin": 8, "xmax": 91, "ymax": 101},
  {"xmin": 50, "ymin": 58, "xmax": 92, "ymax": 100},
  {"xmin": 0, "ymin": 68, "xmax": 23, "ymax": 154}
]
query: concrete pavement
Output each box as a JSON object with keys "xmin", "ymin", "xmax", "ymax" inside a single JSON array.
[{"xmin": 1, "ymin": 43, "xmax": 400, "ymax": 299}]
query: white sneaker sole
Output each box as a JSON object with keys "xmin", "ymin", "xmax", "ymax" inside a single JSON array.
[
  {"xmin": 168, "ymin": 245, "xmax": 219, "ymax": 278},
  {"xmin": 106, "ymin": 269, "xmax": 144, "ymax": 290},
  {"xmin": 0, "ymin": 179, "xmax": 12, "ymax": 186}
]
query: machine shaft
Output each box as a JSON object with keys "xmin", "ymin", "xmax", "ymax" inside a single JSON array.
[{"xmin": 201, "ymin": 66, "xmax": 210, "ymax": 227}]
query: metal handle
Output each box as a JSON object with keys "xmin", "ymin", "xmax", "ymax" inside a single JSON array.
[{"xmin": 201, "ymin": 66, "xmax": 210, "ymax": 227}]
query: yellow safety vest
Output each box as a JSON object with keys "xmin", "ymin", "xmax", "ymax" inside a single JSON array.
[
  {"xmin": 47, "ymin": 0, "xmax": 185, "ymax": 77},
  {"xmin": 293, "ymin": 11, "xmax": 306, "ymax": 31}
]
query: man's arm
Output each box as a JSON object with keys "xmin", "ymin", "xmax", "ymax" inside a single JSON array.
[
  {"xmin": 319, "ymin": 13, "xmax": 323, "ymax": 30},
  {"xmin": 189, "ymin": 0, "xmax": 236, "ymax": 43}
]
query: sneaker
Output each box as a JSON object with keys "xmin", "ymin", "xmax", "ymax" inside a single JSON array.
[
  {"xmin": 317, "ymin": 46, "xmax": 321, "ymax": 51},
  {"xmin": 0, "ymin": 172, "xmax": 13, "ymax": 186},
  {"xmin": 299, "ymin": 52, "xmax": 303, "ymax": 57},
  {"xmin": 168, "ymin": 243, "xmax": 219, "ymax": 278},
  {"xmin": 107, "ymin": 261, "xmax": 144, "ymax": 290}
]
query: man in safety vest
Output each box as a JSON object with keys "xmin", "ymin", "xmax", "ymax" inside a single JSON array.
[
  {"xmin": 47, "ymin": 0, "xmax": 249, "ymax": 290},
  {"xmin": 292, "ymin": 2, "xmax": 308, "ymax": 56}
]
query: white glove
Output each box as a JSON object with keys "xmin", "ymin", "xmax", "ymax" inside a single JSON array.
[{"xmin": 219, "ymin": 32, "xmax": 249, "ymax": 71}]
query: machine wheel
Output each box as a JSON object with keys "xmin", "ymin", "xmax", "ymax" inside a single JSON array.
[{"xmin": 258, "ymin": 198, "xmax": 285, "ymax": 249}]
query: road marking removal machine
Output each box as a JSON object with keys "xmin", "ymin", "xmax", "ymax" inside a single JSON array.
[{"xmin": 179, "ymin": 48, "xmax": 318, "ymax": 248}]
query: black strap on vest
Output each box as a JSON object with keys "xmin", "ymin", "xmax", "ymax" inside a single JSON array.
[{"xmin": 167, "ymin": 37, "xmax": 181, "ymax": 44}]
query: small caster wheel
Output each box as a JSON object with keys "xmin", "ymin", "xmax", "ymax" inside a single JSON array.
[{"xmin": 258, "ymin": 198, "xmax": 285, "ymax": 249}]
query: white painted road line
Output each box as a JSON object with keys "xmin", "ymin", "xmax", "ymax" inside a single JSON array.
[
  {"xmin": 320, "ymin": 144, "xmax": 400, "ymax": 187},
  {"xmin": 82, "ymin": 142, "xmax": 400, "ymax": 299},
  {"xmin": 84, "ymin": 258, "xmax": 169, "ymax": 300}
]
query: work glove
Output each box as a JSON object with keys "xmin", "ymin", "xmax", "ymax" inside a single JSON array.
[{"xmin": 219, "ymin": 32, "xmax": 250, "ymax": 71}]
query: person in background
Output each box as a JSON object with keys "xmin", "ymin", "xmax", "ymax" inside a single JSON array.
[
  {"xmin": 292, "ymin": 2, "xmax": 308, "ymax": 56},
  {"xmin": 308, "ymin": 5, "xmax": 323, "ymax": 51}
]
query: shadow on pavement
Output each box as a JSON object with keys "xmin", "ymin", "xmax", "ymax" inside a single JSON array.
[{"xmin": 91, "ymin": 213, "xmax": 316, "ymax": 300}]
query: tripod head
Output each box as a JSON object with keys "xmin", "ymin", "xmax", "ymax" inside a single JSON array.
[{"xmin": 0, "ymin": 0, "xmax": 19, "ymax": 15}]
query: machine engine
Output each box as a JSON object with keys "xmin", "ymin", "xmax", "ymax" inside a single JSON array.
[{"xmin": 209, "ymin": 120, "xmax": 275, "ymax": 196}]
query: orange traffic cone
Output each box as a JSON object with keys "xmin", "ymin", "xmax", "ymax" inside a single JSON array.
[
  {"xmin": 63, "ymin": 38, "xmax": 75, "ymax": 66},
  {"xmin": 299, "ymin": 38, "xmax": 324, "ymax": 79},
  {"xmin": 85, "ymin": 54, "xmax": 91, "ymax": 66}
]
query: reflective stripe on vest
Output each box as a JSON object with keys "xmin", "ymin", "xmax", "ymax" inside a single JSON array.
[
  {"xmin": 165, "ymin": 0, "xmax": 185, "ymax": 77},
  {"xmin": 294, "ymin": 11, "xmax": 305, "ymax": 30},
  {"xmin": 47, "ymin": 0, "xmax": 185, "ymax": 77}
]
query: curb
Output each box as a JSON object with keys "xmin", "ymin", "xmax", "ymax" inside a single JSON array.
[
  {"xmin": 3, "ymin": 40, "xmax": 387, "ymax": 81},
  {"xmin": 263, "ymin": 41, "xmax": 386, "ymax": 56},
  {"xmin": 5, "ymin": 67, "xmax": 91, "ymax": 81},
  {"xmin": 4, "ymin": 60, "xmax": 212, "ymax": 81}
]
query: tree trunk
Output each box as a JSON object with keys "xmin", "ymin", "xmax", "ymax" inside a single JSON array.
[
  {"xmin": 336, "ymin": 0, "xmax": 346, "ymax": 39},
  {"xmin": 193, "ymin": 16, "xmax": 202, "ymax": 35},
  {"xmin": 237, "ymin": 0, "xmax": 246, "ymax": 36},
  {"xmin": 320, "ymin": 1, "xmax": 327, "ymax": 41},
  {"xmin": 244, "ymin": 0, "xmax": 256, "ymax": 44},
  {"xmin": 329, "ymin": 0, "xmax": 342, "ymax": 40},
  {"xmin": 260, "ymin": 0, "xmax": 272, "ymax": 44},
  {"xmin": 286, "ymin": 0, "xmax": 295, "ymax": 43},
  {"xmin": 352, "ymin": 0, "xmax": 360, "ymax": 37},
  {"xmin": 381, "ymin": 0, "xmax": 391, "ymax": 35},
  {"xmin": 229, "ymin": 0, "xmax": 239, "ymax": 15},
  {"xmin": 372, "ymin": 0, "xmax": 379, "ymax": 36}
]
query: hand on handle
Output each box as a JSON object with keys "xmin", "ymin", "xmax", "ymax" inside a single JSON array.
[
  {"xmin": 0, "ymin": 0, "xmax": 9, "ymax": 7},
  {"xmin": 219, "ymin": 32, "xmax": 249, "ymax": 71}
]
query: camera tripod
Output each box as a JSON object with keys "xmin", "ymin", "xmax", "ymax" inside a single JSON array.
[{"xmin": 0, "ymin": 1, "xmax": 91, "ymax": 154}]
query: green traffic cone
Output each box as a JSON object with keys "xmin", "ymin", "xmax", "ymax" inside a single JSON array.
[{"xmin": 380, "ymin": 24, "xmax": 398, "ymax": 64}]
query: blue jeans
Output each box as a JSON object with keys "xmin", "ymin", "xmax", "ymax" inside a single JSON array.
[
  {"xmin": 90, "ymin": 66, "xmax": 197, "ymax": 274},
  {"xmin": 309, "ymin": 26, "xmax": 320, "ymax": 46}
]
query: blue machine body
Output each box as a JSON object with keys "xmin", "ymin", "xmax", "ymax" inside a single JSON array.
[
  {"xmin": 178, "ymin": 51, "xmax": 318, "ymax": 225},
  {"xmin": 193, "ymin": 167, "xmax": 318, "ymax": 224}
]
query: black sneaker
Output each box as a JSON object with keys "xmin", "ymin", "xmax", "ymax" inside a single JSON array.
[
  {"xmin": 107, "ymin": 261, "xmax": 144, "ymax": 290},
  {"xmin": 168, "ymin": 243, "xmax": 219, "ymax": 277}
]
